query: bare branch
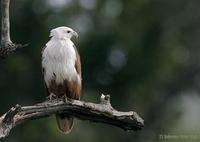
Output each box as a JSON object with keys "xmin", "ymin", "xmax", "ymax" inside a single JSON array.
[
  {"xmin": 0, "ymin": 94, "xmax": 144, "ymax": 140},
  {"xmin": 0, "ymin": 0, "xmax": 27, "ymax": 58},
  {"xmin": 1, "ymin": 0, "xmax": 12, "ymax": 45}
]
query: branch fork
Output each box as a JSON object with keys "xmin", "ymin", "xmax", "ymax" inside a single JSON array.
[{"xmin": 0, "ymin": 0, "xmax": 27, "ymax": 58}]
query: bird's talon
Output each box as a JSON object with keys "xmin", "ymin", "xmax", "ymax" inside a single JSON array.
[
  {"xmin": 62, "ymin": 95, "xmax": 67, "ymax": 103},
  {"xmin": 47, "ymin": 94, "xmax": 57, "ymax": 101}
]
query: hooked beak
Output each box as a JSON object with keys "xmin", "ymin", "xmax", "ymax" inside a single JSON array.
[{"xmin": 73, "ymin": 31, "xmax": 78, "ymax": 38}]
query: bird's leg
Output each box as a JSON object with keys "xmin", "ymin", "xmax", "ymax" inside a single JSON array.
[
  {"xmin": 46, "ymin": 93, "xmax": 57, "ymax": 101},
  {"xmin": 62, "ymin": 94, "xmax": 74, "ymax": 103}
]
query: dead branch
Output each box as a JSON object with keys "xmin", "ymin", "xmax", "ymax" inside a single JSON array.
[
  {"xmin": 0, "ymin": 0, "xmax": 27, "ymax": 58},
  {"xmin": 0, "ymin": 94, "xmax": 144, "ymax": 141}
]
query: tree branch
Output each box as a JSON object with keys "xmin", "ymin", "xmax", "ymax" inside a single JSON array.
[
  {"xmin": 0, "ymin": 94, "xmax": 144, "ymax": 141},
  {"xmin": 0, "ymin": 0, "xmax": 27, "ymax": 58}
]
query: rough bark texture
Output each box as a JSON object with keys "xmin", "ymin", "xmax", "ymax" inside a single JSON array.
[
  {"xmin": 0, "ymin": 94, "xmax": 144, "ymax": 141},
  {"xmin": 0, "ymin": 0, "xmax": 27, "ymax": 58}
]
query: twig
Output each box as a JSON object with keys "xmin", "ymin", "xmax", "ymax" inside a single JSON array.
[
  {"xmin": 0, "ymin": 0, "xmax": 27, "ymax": 58},
  {"xmin": 0, "ymin": 94, "xmax": 144, "ymax": 141}
]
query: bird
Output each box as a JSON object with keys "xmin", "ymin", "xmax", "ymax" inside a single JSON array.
[{"xmin": 41, "ymin": 26, "xmax": 81, "ymax": 134}]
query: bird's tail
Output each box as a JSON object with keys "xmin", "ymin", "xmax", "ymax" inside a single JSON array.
[{"xmin": 56, "ymin": 113, "xmax": 74, "ymax": 134}]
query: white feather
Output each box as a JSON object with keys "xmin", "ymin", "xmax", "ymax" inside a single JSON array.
[{"xmin": 42, "ymin": 35, "xmax": 79, "ymax": 87}]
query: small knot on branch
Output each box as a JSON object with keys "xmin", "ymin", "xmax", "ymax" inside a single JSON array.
[
  {"xmin": 131, "ymin": 111, "xmax": 144, "ymax": 128},
  {"xmin": 100, "ymin": 94, "xmax": 111, "ymax": 105}
]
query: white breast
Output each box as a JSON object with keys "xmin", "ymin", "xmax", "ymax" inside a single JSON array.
[{"xmin": 42, "ymin": 38, "xmax": 78, "ymax": 87}]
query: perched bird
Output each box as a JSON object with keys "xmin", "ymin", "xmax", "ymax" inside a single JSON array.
[{"xmin": 41, "ymin": 26, "xmax": 81, "ymax": 134}]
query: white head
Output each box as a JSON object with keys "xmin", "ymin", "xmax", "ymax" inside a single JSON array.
[{"xmin": 50, "ymin": 26, "xmax": 78, "ymax": 39}]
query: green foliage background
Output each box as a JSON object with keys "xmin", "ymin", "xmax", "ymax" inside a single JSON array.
[{"xmin": 1, "ymin": 0, "xmax": 200, "ymax": 142}]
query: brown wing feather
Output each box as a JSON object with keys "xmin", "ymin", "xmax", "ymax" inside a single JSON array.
[
  {"xmin": 64, "ymin": 80, "xmax": 81, "ymax": 100},
  {"xmin": 74, "ymin": 45, "xmax": 82, "ymax": 77},
  {"xmin": 65, "ymin": 45, "xmax": 81, "ymax": 100}
]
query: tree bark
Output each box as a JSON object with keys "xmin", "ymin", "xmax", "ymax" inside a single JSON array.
[
  {"xmin": 1, "ymin": 0, "xmax": 12, "ymax": 46},
  {"xmin": 0, "ymin": 94, "xmax": 144, "ymax": 141},
  {"xmin": 0, "ymin": 0, "xmax": 27, "ymax": 58}
]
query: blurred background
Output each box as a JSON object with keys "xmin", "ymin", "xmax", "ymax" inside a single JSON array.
[{"xmin": 1, "ymin": 0, "xmax": 200, "ymax": 142}]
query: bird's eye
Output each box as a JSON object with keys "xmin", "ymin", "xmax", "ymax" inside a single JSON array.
[{"xmin": 67, "ymin": 31, "xmax": 70, "ymax": 33}]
